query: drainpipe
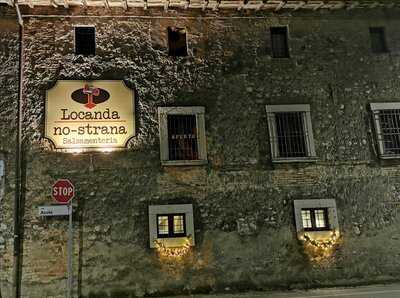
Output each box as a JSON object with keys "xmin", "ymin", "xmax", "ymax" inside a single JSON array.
[{"xmin": 13, "ymin": 3, "xmax": 24, "ymax": 298}]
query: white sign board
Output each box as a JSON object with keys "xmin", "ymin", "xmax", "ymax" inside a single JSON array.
[
  {"xmin": 0, "ymin": 160, "xmax": 4, "ymax": 177},
  {"xmin": 45, "ymin": 80, "xmax": 135, "ymax": 151},
  {"xmin": 38, "ymin": 205, "xmax": 70, "ymax": 217}
]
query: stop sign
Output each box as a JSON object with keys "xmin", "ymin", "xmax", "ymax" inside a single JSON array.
[{"xmin": 52, "ymin": 179, "xmax": 75, "ymax": 204}]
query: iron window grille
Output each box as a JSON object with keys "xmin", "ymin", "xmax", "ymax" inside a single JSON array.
[
  {"xmin": 369, "ymin": 27, "xmax": 388, "ymax": 54},
  {"xmin": 158, "ymin": 107, "xmax": 207, "ymax": 166},
  {"xmin": 371, "ymin": 103, "xmax": 400, "ymax": 158},
  {"xmin": 168, "ymin": 27, "xmax": 188, "ymax": 57},
  {"xmin": 266, "ymin": 104, "xmax": 316, "ymax": 162},
  {"xmin": 156, "ymin": 213, "xmax": 186, "ymax": 238},
  {"xmin": 75, "ymin": 26, "xmax": 96, "ymax": 56},
  {"xmin": 301, "ymin": 208, "xmax": 329, "ymax": 231},
  {"xmin": 270, "ymin": 26, "xmax": 289, "ymax": 58},
  {"xmin": 167, "ymin": 115, "xmax": 198, "ymax": 160}
]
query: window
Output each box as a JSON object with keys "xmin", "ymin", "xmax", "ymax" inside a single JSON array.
[
  {"xmin": 75, "ymin": 26, "xmax": 95, "ymax": 56},
  {"xmin": 168, "ymin": 27, "xmax": 188, "ymax": 57},
  {"xmin": 293, "ymin": 199, "xmax": 339, "ymax": 237},
  {"xmin": 158, "ymin": 107, "xmax": 207, "ymax": 166},
  {"xmin": 270, "ymin": 27, "xmax": 289, "ymax": 58},
  {"xmin": 157, "ymin": 214, "xmax": 186, "ymax": 238},
  {"xmin": 371, "ymin": 102, "xmax": 400, "ymax": 158},
  {"xmin": 301, "ymin": 208, "xmax": 329, "ymax": 231},
  {"xmin": 148, "ymin": 204, "xmax": 195, "ymax": 248},
  {"xmin": 266, "ymin": 104, "xmax": 316, "ymax": 162},
  {"xmin": 369, "ymin": 27, "xmax": 388, "ymax": 54}
]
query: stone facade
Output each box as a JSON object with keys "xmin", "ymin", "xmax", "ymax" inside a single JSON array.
[{"xmin": 2, "ymin": 4, "xmax": 400, "ymax": 298}]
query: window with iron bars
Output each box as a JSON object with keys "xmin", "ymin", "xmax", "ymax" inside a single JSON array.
[
  {"xmin": 371, "ymin": 103, "xmax": 400, "ymax": 158},
  {"xmin": 167, "ymin": 115, "xmax": 198, "ymax": 160},
  {"xmin": 266, "ymin": 104, "xmax": 316, "ymax": 162},
  {"xmin": 158, "ymin": 107, "xmax": 207, "ymax": 165}
]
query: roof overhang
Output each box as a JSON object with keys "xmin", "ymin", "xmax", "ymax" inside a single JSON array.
[{"xmin": 1, "ymin": 0, "xmax": 399, "ymax": 11}]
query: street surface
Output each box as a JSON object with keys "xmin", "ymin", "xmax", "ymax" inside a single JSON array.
[{"xmin": 161, "ymin": 283, "xmax": 400, "ymax": 298}]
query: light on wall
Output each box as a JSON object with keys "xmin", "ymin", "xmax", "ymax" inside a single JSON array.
[{"xmin": 154, "ymin": 236, "xmax": 192, "ymax": 259}]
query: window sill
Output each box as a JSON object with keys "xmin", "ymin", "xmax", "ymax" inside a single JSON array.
[
  {"xmin": 272, "ymin": 157, "xmax": 317, "ymax": 163},
  {"xmin": 379, "ymin": 155, "xmax": 400, "ymax": 160},
  {"xmin": 161, "ymin": 160, "xmax": 208, "ymax": 166}
]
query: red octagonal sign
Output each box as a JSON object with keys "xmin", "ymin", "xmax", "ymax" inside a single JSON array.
[{"xmin": 52, "ymin": 179, "xmax": 75, "ymax": 204}]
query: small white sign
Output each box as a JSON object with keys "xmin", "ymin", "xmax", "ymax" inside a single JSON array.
[
  {"xmin": 38, "ymin": 205, "xmax": 70, "ymax": 217},
  {"xmin": 0, "ymin": 160, "xmax": 4, "ymax": 177}
]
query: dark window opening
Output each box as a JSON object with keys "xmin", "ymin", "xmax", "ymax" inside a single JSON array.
[
  {"xmin": 301, "ymin": 208, "xmax": 329, "ymax": 231},
  {"xmin": 275, "ymin": 112, "xmax": 307, "ymax": 158},
  {"xmin": 167, "ymin": 114, "xmax": 198, "ymax": 160},
  {"xmin": 75, "ymin": 26, "xmax": 96, "ymax": 56},
  {"xmin": 370, "ymin": 27, "xmax": 388, "ymax": 53},
  {"xmin": 378, "ymin": 109, "xmax": 400, "ymax": 155},
  {"xmin": 157, "ymin": 214, "xmax": 186, "ymax": 238},
  {"xmin": 271, "ymin": 27, "xmax": 289, "ymax": 58},
  {"xmin": 168, "ymin": 27, "xmax": 188, "ymax": 57}
]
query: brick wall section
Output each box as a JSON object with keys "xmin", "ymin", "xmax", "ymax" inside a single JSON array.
[{"xmin": 2, "ymin": 6, "xmax": 400, "ymax": 298}]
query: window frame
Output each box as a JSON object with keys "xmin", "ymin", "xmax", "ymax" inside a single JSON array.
[
  {"xmin": 270, "ymin": 26, "xmax": 290, "ymax": 58},
  {"xmin": 74, "ymin": 25, "xmax": 96, "ymax": 56},
  {"xmin": 369, "ymin": 27, "xmax": 389, "ymax": 54},
  {"xmin": 158, "ymin": 106, "xmax": 207, "ymax": 166},
  {"xmin": 265, "ymin": 104, "xmax": 316, "ymax": 163},
  {"xmin": 370, "ymin": 102, "xmax": 400, "ymax": 159},
  {"xmin": 156, "ymin": 213, "xmax": 187, "ymax": 238},
  {"xmin": 301, "ymin": 208, "xmax": 330, "ymax": 232},
  {"xmin": 293, "ymin": 199, "xmax": 339, "ymax": 236},
  {"xmin": 167, "ymin": 26, "xmax": 188, "ymax": 57},
  {"xmin": 148, "ymin": 204, "xmax": 195, "ymax": 248}
]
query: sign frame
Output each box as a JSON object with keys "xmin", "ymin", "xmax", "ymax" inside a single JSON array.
[{"xmin": 44, "ymin": 80, "xmax": 136, "ymax": 152}]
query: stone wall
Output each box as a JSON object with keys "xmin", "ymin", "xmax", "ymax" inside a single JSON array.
[
  {"xmin": 2, "ymin": 6, "xmax": 400, "ymax": 298},
  {"xmin": 0, "ymin": 6, "xmax": 19, "ymax": 298}
]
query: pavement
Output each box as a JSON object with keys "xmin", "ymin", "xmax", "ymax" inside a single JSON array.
[{"xmin": 160, "ymin": 283, "xmax": 400, "ymax": 298}]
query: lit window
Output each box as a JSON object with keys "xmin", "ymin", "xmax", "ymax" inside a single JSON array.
[
  {"xmin": 370, "ymin": 27, "xmax": 388, "ymax": 54},
  {"xmin": 266, "ymin": 104, "xmax": 316, "ymax": 162},
  {"xmin": 270, "ymin": 27, "xmax": 289, "ymax": 58},
  {"xmin": 158, "ymin": 107, "xmax": 207, "ymax": 166},
  {"xmin": 156, "ymin": 214, "xmax": 186, "ymax": 238},
  {"xmin": 301, "ymin": 210, "xmax": 312, "ymax": 229},
  {"xmin": 148, "ymin": 204, "xmax": 195, "ymax": 248},
  {"xmin": 371, "ymin": 103, "xmax": 400, "ymax": 158},
  {"xmin": 168, "ymin": 27, "xmax": 188, "ymax": 57},
  {"xmin": 75, "ymin": 26, "xmax": 95, "ymax": 56},
  {"xmin": 157, "ymin": 216, "xmax": 169, "ymax": 236},
  {"xmin": 300, "ymin": 208, "xmax": 329, "ymax": 231}
]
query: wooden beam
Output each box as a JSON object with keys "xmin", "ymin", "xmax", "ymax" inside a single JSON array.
[{"xmin": 275, "ymin": 0, "xmax": 284, "ymax": 11}]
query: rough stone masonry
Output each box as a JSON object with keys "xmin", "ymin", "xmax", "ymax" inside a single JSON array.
[{"xmin": 2, "ymin": 3, "xmax": 400, "ymax": 298}]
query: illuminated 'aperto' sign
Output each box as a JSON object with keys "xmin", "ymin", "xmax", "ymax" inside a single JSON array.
[{"xmin": 45, "ymin": 80, "xmax": 135, "ymax": 152}]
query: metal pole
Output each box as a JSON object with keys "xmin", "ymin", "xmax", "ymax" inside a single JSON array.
[{"xmin": 67, "ymin": 203, "xmax": 73, "ymax": 298}]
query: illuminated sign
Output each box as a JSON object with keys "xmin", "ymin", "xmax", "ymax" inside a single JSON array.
[{"xmin": 45, "ymin": 80, "xmax": 135, "ymax": 151}]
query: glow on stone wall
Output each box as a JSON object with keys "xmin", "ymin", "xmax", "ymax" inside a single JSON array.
[{"xmin": 45, "ymin": 80, "xmax": 135, "ymax": 152}]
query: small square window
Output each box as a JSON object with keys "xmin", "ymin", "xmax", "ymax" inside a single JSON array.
[
  {"xmin": 149, "ymin": 204, "xmax": 195, "ymax": 248},
  {"xmin": 168, "ymin": 27, "xmax": 188, "ymax": 57},
  {"xmin": 300, "ymin": 208, "xmax": 329, "ymax": 231},
  {"xmin": 266, "ymin": 104, "xmax": 316, "ymax": 162},
  {"xmin": 75, "ymin": 26, "xmax": 95, "ymax": 56},
  {"xmin": 369, "ymin": 27, "xmax": 388, "ymax": 54},
  {"xmin": 294, "ymin": 199, "xmax": 340, "ymax": 238},
  {"xmin": 270, "ymin": 27, "xmax": 289, "ymax": 58},
  {"xmin": 371, "ymin": 103, "xmax": 400, "ymax": 158},
  {"xmin": 158, "ymin": 107, "xmax": 207, "ymax": 166},
  {"xmin": 156, "ymin": 214, "xmax": 186, "ymax": 238}
]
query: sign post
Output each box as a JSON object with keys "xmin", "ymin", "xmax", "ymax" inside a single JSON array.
[{"xmin": 51, "ymin": 179, "xmax": 75, "ymax": 298}]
